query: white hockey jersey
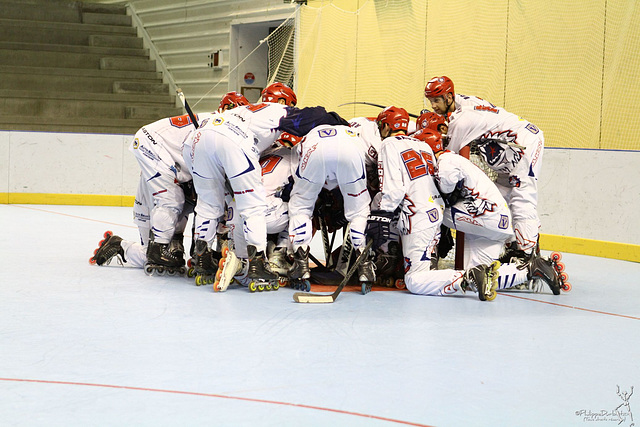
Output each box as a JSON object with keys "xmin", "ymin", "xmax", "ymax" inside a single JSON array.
[
  {"xmin": 446, "ymin": 105, "xmax": 542, "ymax": 174},
  {"xmin": 348, "ymin": 117, "xmax": 382, "ymax": 168},
  {"xmin": 436, "ymin": 151, "xmax": 507, "ymax": 218},
  {"xmin": 376, "ymin": 135, "xmax": 445, "ymax": 235},
  {"xmin": 130, "ymin": 113, "xmax": 214, "ymax": 183},
  {"xmin": 259, "ymin": 145, "xmax": 297, "ymax": 198},
  {"xmin": 209, "ymin": 103, "xmax": 289, "ymax": 157},
  {"xmin": 454, "ymin": 93, "xmax": 495, "ymax": 111}
]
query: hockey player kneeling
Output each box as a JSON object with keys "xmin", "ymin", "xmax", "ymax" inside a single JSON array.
[
  {"xmin": 415, "ymin": 128, "xmax": 567, "ymax": 295},
  {"xmin": 371, "ymin": 106, "xmax": 500, "ymax": 301}
]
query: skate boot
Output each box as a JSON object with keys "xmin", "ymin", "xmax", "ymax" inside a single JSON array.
[
  {"xmin": 357, "ymin": 249, "xmax": 376, "ymax": 295},
  {"xmin": 90, "ymin": 231, "xmax": 125, "ymax": 266},
  {"xmin": 463, "ymin": 261, "xmax": 500, "ymax": 301},
  {"xmin": 246, "ymin": 245, "xmax": 279, "ymax": 292},
  {"xmin": 527, "ymin": 252, "xmax": 571, "ymax": 294},
  {"xmin": 214, "ymin": 246, "xmax": 243, "ymax": 292},
  {"xmin": 287, "ymin": 246, "xmax": 311, "ymax": 292},
  {"xmin": 144, "ymin": 241, "xmax": 186, "ymax": 276},
  {"xmin": 374, "ymin": 241, "xmax": 401, "ymax": 288},
  {"xmin": 191, "ymin": 240, "xmax": 218, "ymax": 286},
  {"xmin": 267, "ymin": 242, "xmax": 292, "ymax": 289},
  {"xmin": 498, "ymin": 242, "xmax": 527, "ymax": 265}
]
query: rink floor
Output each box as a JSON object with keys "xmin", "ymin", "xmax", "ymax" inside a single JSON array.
[{"xmin": 1, "ymin": 204, "xmax": 639, "ymax": 427}]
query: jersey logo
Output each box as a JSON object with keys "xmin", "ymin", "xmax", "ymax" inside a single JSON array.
[
  {"xmin": 427, "ymin": 208, "xmax": 439, "ymax": 223},
  {"xmin": 474, "ymin": 105, "xmax": 498, "ymax": 114},
  {"xmin": 169, "ymin": 114, "xmax": 196, "ymax": 128},
  {"xmin": 318, "ymin": 128, "xmax": 337, "ymax": 138},
  {"xmin": 213, "ymin": 117, "xmax": 225, "ymax": 126},
  {"xmin": 345, "ymin": 128, "xmax": 357, "ymax": 137},
  {"xmin": 260, "ymin": 154, "xmax": 283, "ymax": 175},
  {"xmin": 498, "ymin": 215, "xmax": 509, "ymax": 230}
]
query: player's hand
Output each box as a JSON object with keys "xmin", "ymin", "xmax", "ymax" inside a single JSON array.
[{"xmin": 366, "ymin": 210, "xmax": 394, "ymax": 249}]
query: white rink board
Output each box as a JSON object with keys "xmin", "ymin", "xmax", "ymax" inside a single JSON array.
[
  {"xmin": 0, "ymin": 130, "xmax": 138, "ymax": 196},
  {"xmin": 538, "ymin": 148, "xmax": 640, "ymax": 244},
  {"xmin": 0, "ymin": 131, "xmax": 638, "ymax": 245}
]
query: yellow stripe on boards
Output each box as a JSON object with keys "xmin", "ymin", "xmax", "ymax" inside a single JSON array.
[{"xmin": 1, "ymin": 193, "xmax": 638, "ymax": 262}]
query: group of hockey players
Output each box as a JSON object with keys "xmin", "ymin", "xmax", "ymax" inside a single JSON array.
[{"xmin": 90, "ymin": 76, "xmax": 570, "ymax": 301}]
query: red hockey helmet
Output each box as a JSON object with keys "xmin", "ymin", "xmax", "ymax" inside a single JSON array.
[
  {"xmin": 424, "ymin": 76, "xmax": 454, "ymax": 98},
  {"xmin": 218, "ymin": 91, "xmax": 249, "ymax": 112},
  {"xmin": 416, "ymin": 111, "xmax": 446, "ymax": 133},
  {"xmin": 376, "ymin": 106, "xmax": 409, "ymax": 133},
  {"xmin": 276, "ymin": 131, "xmax": 303, "ymax": 148},
  {"xmin": 261, "ymin": 82, "xmax": 297, "ymax": 106},
  {"xmin": 412, "ymin": 128, "xmax": 444, "ymax": 153}
]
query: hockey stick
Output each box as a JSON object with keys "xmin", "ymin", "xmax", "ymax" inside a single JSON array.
[
  {"xmin": 177, "ymin": 88, "xmax": 235, "ymax": 195},
  {"xmin": 337, "ymin": 101, "xmax": 419, "ymax": 118},
  {"xmin": 318, "ymin": 215, "xmax": 332, "ymax": 268},
  {"xmin": 176, "ymin": 88, "xmax": 199, "ymax": 130},
  {"xmin": 293, "ymin": 240, "xmax": 373, "ymax": 304},
  {"xmin": 333, "ymin": 227, "xmax": 353, "ymax": 277}
]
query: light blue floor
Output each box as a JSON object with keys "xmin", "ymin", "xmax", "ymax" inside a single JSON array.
[{"xmin": 1, "ymin": 204, "xmax": 638, "ymax": 427}]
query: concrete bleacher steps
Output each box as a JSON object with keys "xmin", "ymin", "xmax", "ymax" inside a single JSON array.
[{"xmin": 0, "ymin": 0, "xmax": 181, "ymax": 134}]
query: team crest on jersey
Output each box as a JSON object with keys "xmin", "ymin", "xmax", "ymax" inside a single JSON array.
[
  {"xmin": 345, "ymin": 128, "xmax": 357, "ymax": 137},
  {"xmin": 318, "ymin": 128, "xmax": 337, "ymax": 138},
  {"xmin": 427, "ymin": 208, "xmax": 439, "ymax": 223},
  {"xmin": 498, "ymin": 215, "xmax": 509, "ymax": 230},
  {"xmin": 509, "ymin": 176, "xmax": 521, "ymax": 187},
  {"xmin": 478, "ymin": 130, "xmax": 523, "ymax": 172},
  {"xmin": 133, "ymin": 138, "xmax": 139, "ymax": 149},
  {"xmin": 213, "ymin": 117, "xmax": 225, "ymax": 126}
]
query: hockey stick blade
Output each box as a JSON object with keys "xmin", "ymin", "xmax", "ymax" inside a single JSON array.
[
  {"xmin": 176, "ymin": 88, "xmax": 199, "ymax": 130},
  {"xmin": 293, "ymin": 240, "xmax": 373, "ymax": 304},
  {"xmin": 337, "ymin": 101, "xmax": 419, "ymax": 118}
]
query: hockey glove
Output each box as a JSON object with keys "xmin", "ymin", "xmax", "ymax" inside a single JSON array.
[
  {"xmin": 275, "ymin": 176, "xmax": 294, "ymax": 202},
  {"xmin": 443, "ymin": 180, "xmax": 465, "ymax": 207},
  {"xmin": 366, "ymin": 210, "xmax": 394, "ymax": 249}
]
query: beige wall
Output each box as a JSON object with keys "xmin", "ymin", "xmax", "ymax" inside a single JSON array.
[{"xmin": 298, "ymin": 0, "xmax": 640, "ymax": 151}]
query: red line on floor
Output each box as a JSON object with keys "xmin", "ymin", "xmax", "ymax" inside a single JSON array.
[
  {"xmin": 500, "ymin": 293, "xmax": 640, "ymax": 320},
  {"xmin": 0, "ymin": 377, "xmax": 433, "ymax": 427}
]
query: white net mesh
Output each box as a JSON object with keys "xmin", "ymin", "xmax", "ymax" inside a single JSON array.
[{"xmin": 266, "ymin": 18, "xmax": 296, "ymax": 88}]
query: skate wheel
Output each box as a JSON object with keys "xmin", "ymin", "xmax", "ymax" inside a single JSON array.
[
  {"xmin": 187, "ymin": 267, "xmax": 195, "ymax": 278},
  {"xmin": 93, "ymin": 248, "xmax": 99, "ymax": 256},
  {"xmin": 144, "ymin": 264, "xmax": 154, "ymax": 276},
  {"xmin": 103, "ymin": 231, "xmax": 113, "ymax": 239},
  {"xmin": 89, "ymin": 257, "xmax": 97, "ymax": 265},
  {"xmin": 394, "ymin": 279, "xmax": 406, "ymax": 290},
  {"xmin": 195, "ymin": 275, "xmax": 204, "ymax": 286},
  {"xmin": 156, "ymin": 266, "xmax": 166, "ymax": 275},
  {"xmin": 265, "ymin": 283, "xmax": 272, "ymax": 291},
  {"xmin": 215, "ymin": 269, "xmax": 222, "ymax": 281},
  {"xmin": 278, "ymin": 276, "xmax": 288, "ymax": 287},
  {"xmin": 167, "ymin": 269, "xmax": 177, "ymax": 277},
  {"xmin": 550, "ymin": 251, "xmax": 562, "ymax": 262},
  {"xmin": 562, "ymin": 282, "xmax": 572, "ymax": 292},
  {"xmin": 257, "ymin": 283, "xmax": 265, "ymax": 292},
  {"xmin": 249, "ymin": 281, "xmax": 258, "ymax": 293},
  {"xmin": 303, "ymin": 280, "xmax": 311, "ymax": 292},
  {"xmin": 213, "ymin": 280, "xmax": 221, "ymax": 292},
  {"xmin": 98, "ymin": 239, "xmax": 105, "ymax": 247},
  {"xmin": 273, "ymin": 281, "xmax": 280, "ymax": 291},
  {"xmin": 559, "ymin": 272, "xmax": 569, "ymax": 282},
  {"xmin": 555, "ymin": 262, "xmax": 565, "ymax": 273},
  {"xmin": 218, "ymin": 257, "xmax": 226, "ymax": 269},
  {"xmin": 222, "ymin": 246, "xmax": 230, "ymax": 257},
  {"xmin": 485, "ymin": 291, "xmax": 497, "ymax": 301},
  {"xmin": 362, "ymin": 281, "xmax": 372, "ymax": 295}
]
